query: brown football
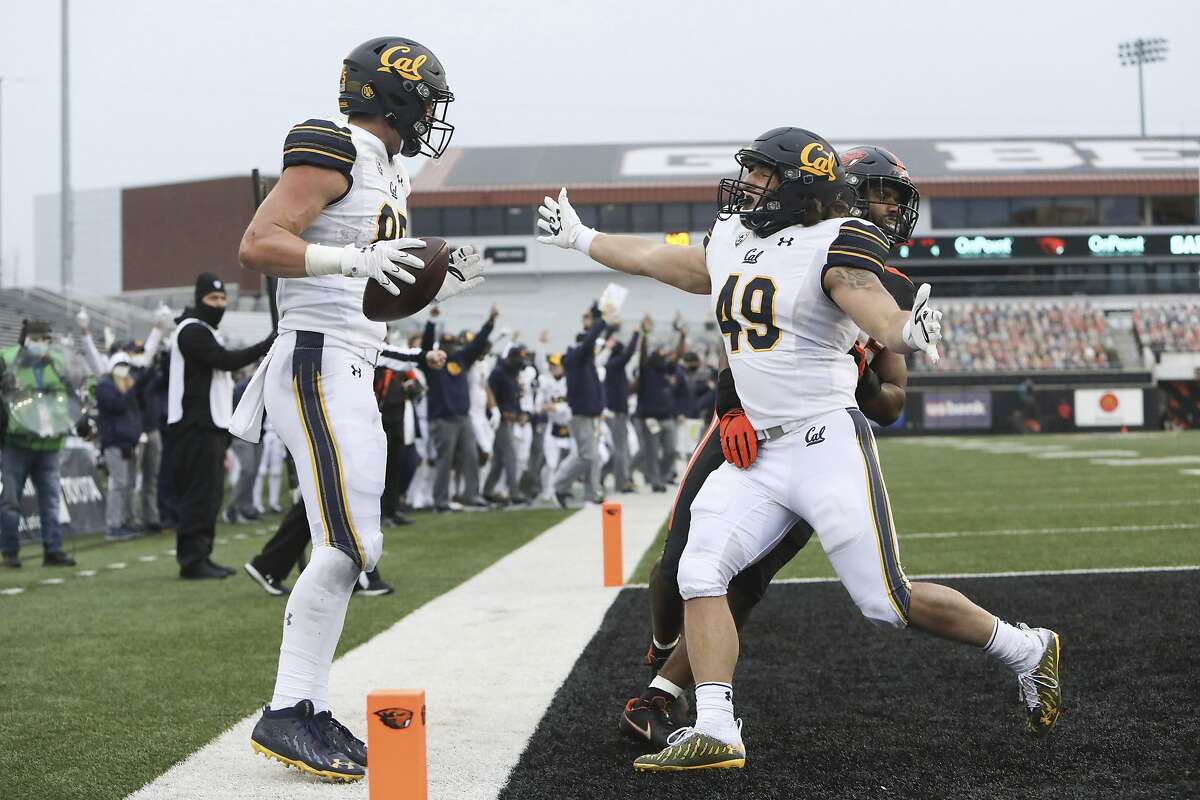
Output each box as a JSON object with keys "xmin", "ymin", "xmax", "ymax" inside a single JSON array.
[{"xmin": 362, "ymin": 237, "xmax": 451, "ymax": 322}]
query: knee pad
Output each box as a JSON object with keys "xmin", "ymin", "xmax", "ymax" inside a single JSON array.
[{"xmin": 676, "ymin": 551, "xmax": 731, "ymax": 600}]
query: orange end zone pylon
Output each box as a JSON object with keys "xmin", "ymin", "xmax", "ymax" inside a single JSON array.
[
  {"xmin": 368, "ymin": 689, "xmax": 427, "ymax": 799},
  {"xmin": 602, "ymin": 502, "xmax": 623, "ymax": 587}
]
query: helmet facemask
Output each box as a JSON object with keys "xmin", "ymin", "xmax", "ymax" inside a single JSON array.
[{"xmin": 846, "ymin": 173, "xmax": 920, "ymax": 244}]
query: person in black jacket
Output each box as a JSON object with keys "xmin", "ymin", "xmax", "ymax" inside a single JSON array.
[
  {"xmin": 95, "ymin": 352, "xmax": 144, "ymax": 542},
  {"xmin": 603, "ymin": 326, "xmax": 640, "ymax": 493},
  {"xmin": 421, "ymin": 305, "xmax": 496, "ymax": 512},
  {"xmin": 167, "ymin": 273, "xmax": 273, "ymax": 579},
  {"xmin": 553, "ymin": 303, "xmax": 608, "ymax": 505},
  {"xmin": 632, "ymin": 316, "xmax": 673, "ymax": 493},
  {"xmin": 483, "ymin": 343, "xmax": 529, "ymax": 504}
]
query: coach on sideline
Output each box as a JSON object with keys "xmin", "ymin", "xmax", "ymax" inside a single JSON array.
[{"xmin": 168, "ymin": 274, "xmax": 274, "ymax": 580}]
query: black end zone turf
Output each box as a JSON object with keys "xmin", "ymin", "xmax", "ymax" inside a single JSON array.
[{"xmin": 499, "ymin": 572, "xmax": 1199, "ymax": 799}]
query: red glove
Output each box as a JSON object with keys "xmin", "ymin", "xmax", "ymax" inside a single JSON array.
[{"xmin": 719, "ymin": 409, "xmax": 758, "ymax": 469}]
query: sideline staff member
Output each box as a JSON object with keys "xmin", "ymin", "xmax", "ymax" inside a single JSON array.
[{"xmin": 168, "ymin": 274, "xmax": 273, "ymax": 579}]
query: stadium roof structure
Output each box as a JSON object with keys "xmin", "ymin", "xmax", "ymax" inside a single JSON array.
[{"xmin": 411, "ymin": 136, "xmax": 1200, "ymax": 206}]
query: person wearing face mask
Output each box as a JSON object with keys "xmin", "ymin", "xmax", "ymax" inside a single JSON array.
[
  {"xmin": 0, "ymin": 320, "xmax": 77, "ymax": 568},
  {"xmin": 483, "ymin": 343, "xmax": 530, "ymax": 505},
  {"xmin": 95, "ymin": 352, "xmax": 144, "ymax": 542},
  {"xmin": 168, "ymin": 274, "xmax": 275, "ymax": 580}
]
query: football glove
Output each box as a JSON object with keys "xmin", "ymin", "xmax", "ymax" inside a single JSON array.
[
  {"xmin": 304, "ymin": 239, "xmax": 425, "ymax": 296},
  {"xmin": 719, "ymin": 408, "xmax": 758, "ymax": 469},
  {"xmin": 435, "ymin": 245, "xmax": 485, "ymax": 302},
  {"xmin": 536, "ymin": 188, "xmax": 596, "ymax": 253},
  {"xmin": 900, "ymin": 283, "xmax": 942, "ymax": 364},
  {"xmin": 75, "ymin": 307, "xmax": 90, "ymax": 331}
]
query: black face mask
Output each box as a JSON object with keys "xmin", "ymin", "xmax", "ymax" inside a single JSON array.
[{"xmin": 195, "ymin": 303, "xmax": 225, "ymax": 328}]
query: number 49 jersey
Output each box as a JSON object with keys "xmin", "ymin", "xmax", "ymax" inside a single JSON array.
[
  {"xmin": 275, "ymin": 118, "xmax": 412, "ymax": 350},
  {"xmin": 705, "ymin": 214, "xmax": 891, "ymax": 430}
]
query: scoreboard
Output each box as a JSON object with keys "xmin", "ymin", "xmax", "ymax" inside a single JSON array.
[{"xmin": 895, "ymin": 231, "xmax": 1200, "ymax": 262}]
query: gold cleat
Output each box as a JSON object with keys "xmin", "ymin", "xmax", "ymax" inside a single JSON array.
[
  {"xmin": 251, "ymin": 740, "xmax": 364, "ymax": 782},
  {"xmin": 633, "ymin": 727, "xmax": 746, "ymax": 772},
  {"xmin": 1017, "ymin": 625, "xmax": 1062, "ymax": 737}
]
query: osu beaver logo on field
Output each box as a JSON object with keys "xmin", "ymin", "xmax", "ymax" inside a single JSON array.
[{"xmin": 374, "ymin": 707, "xmax": 414, "ymax": 730}]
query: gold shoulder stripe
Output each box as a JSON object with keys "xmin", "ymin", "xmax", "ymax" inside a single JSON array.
[
  {"xmin": 840, "ymin": 222, "xmax": 889, "ymax": 250},
  {"xmin": 828, "ymin": 249, "xmax": 885, "ymax": 270},
  {"xmin": 840, "ymin": 227, "xmax": 890, "ymax": 252},
  {"xmin": 284, "ymin": 146, "xmax": 355, "ymax": 165},
  {"xmin": 290, "ymin": 124, "xmax": 352, "ymax": 138}
]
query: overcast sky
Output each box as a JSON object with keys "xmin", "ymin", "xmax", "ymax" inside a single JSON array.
[{"xmin": 1, "ymin": 0, "xmax": 1197, "ymax": 286}]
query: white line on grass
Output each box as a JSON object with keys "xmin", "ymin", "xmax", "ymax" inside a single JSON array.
[
  {"xmin": 1035, "ymin": 449, "xmax": 1139, "ymax": 459},
  {"xmin": 919, "ymin": 497, "xmax": 1199, "ymax": 514},
  {"xmin": 39, "ymin": 578, "xmax": 65, "ymax": 585},
  {"xmin": 904, "ymin": 522, "xmax": 1195, "ymax": 540},
  {"xmin": 108, "ymin": 562, "xmax": 127, "ymax": 569},
  {"xmin": 1180, "ymin": 469, "xmax": 1200, "ymax": 476},
  {"xmin": 126, "ymin": 493, "xmax": 673, "ymax": 800},
  {"xmin": 77, "ymin": 570, "xmax": 97, "ymax": 577},
  {"xmin": 138, "ymin": 556, "xmax": 157, "ymax": 562},
  {"xmin": 1092, "ymin": 456, "xmax": 1200, "ymax": 466},
  {"xmin": 0, "ymin": 587, "xmax": 25, "ymax": 596}
]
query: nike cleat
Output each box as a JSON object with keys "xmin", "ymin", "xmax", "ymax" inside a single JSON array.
[
  {"xmin": 313, "ymin": 710, "xmax": 367, "ymax": 766},
  {"xmin": 633, "ymin": 726, "xmax": 745, "ymax": 772},
  {"xmin": 1016, "ymin": 624, "xmax": 1062, "ymax": 737},
  {"xmin": 620, "ymin": 694, "xmax": 685, "ymax": 752},
  {"xmin": 250, "ymin": 699, "xmax": 364, "ymax": 782}
]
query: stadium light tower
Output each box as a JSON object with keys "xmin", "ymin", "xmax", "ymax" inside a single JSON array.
[{"xmin": 1118, "ymin": 37, "xmax": 1168, "ymax": 137}]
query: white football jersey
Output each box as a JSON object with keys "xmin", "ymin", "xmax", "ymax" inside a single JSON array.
[
  {"xmin": 704, "ymin": 214, "xmax": 892, "ymax": 429},
  {"xmin": 275, "ymin": 118, "xmax": 412, "ymax": 350}
]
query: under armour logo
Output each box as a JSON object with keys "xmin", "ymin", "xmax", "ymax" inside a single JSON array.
[
  {"xmin": 724, "ymin": 690, "xmax": 732, "ymax": 702},
  {"xmin": 351, "ymin": 365, "xmax": 362, "ymax": 378},
  {"xmin": 742, "ymin": 248, "xmax": 763, "ymax": 264},
  {"xmin": 330, "ymin": 758, "xmax": 355, "ymax": 769},
  {"xmin": 286, "ymin": 612, "xmax": 293, "ymax": 626},
  {"xmin": 778, "ymin": 236, "xmax": 794, "ymax": 246},
  {"xmin": 805, "ymin": 426, "xmax": 826, "ymax": 446}
]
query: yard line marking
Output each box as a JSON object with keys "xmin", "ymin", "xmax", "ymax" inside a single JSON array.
[
  {"xmin": 233, "ymin": 533, "xmax": 247, "ymax": 540},
  {"xmin": 0, "ymin": 587, "xmax": 25, "ymax": 596},
  {"xmin": 626, "ymin": 565, "xmax": 1200, "ymax": 589},
  {"xmin": 163, "ymin": 549, "xmax": 175, "ymax": 556},
  {"xmin": 77, "ymin": 570, "xmax": 97, "ymax": 577},
  {"xmin": 919, "ymin": 497, "xmax": 1200, "ymax": 514},
  {"xmin": 1180, "ymin": 469, "xmax": 1200, "ymax": 476},
  {"xmin": 216, "ymin": 538, "xmax": 229, "ymax": 545},
  {"xmin": 1092, "ymin": 456, "xmax": 1200, "ymax": 466},
  {"xmin": 108, "ymin": 562, "xmax": 127, "ymax": 570},
  {"xmin": 904, "ymin": 522, "xmax": 1194, "ymax": 540},
  {"xmin": 39, "ymin": 578, "xmax": 66, "ymax": 585},
  {"xmin": 1035, "ymin": 449, "xmax": 1140, "ymax": 459},
  {"xmin": 138, "ymin": 556, "xmax": 158, "ymax": 562}
]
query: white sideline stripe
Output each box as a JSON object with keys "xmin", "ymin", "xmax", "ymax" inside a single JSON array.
[
  {"xmin": 921, "ymin": 497, "xmax": 1199, "ymax": 514},
  {"xmin": 904, "ymin": 522, "xmax": 1195, "ymax": 540},
  {"xmin": 1181, "ymin": 469, "xmax": 1200, "ymax": 476},
  {"xmin": 126, "ymin": 493, "xmax": 671, "ymax": 800},
  {"xmin": 1035, "ymin": 449, "xmax": 1139, "ymax": 459},
  {"xmin": 624, "ymin": 564, "xmax": 1200, "ymax": 588},
  {"xmin": 1092, "ymin": 456, "xmax": 1200, "ymax": 466}
]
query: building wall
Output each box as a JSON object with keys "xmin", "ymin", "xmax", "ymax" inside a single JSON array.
[{"xmin": 34, "ymin": 188, "xmax": 122, "ymax": 294}]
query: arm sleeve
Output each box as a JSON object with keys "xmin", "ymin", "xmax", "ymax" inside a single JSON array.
[
  {"xmin": 379, "ymin": 348, "xmax": 423, "ymax": 370},
  {"xmin": 176, "ymin": 326, "xmax": 271, "ymax": 372},
  {"xmin": 565, "ymin": 318, "xmax": 606, "ymax": 366},
  {"xmin": 142, "ymin": 326, "xmax": 164, "ymax": 360},
  {"xmin": 80, "ymin": 333, "xmax": 107, "ymax": 376},
  {"xmin": 615, "ymin": 332, "xmax": 640, "ymax": 368},
  {"xmin": 421, "ymin": 320, "xmax": 437, "ymax": 352},
  {"xmin": 715, "ymin": 367, "xmax": 743, "ymax": 418},
  {"xmin": 457, "ymin": 318, "xmax": 495, "ymax": 368},
  {"xmin": 282, "ymin": 119, "xmax": 356, "ymax": 202},
  {"xmin": 821, "ymin": 219, "xmax": 890, "ymax": 298}
]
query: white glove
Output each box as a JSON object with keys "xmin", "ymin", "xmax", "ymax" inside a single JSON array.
[
  {"xmin": 304, "ymin": 238, "xmax": 425, "ymax": 296},
  {"xmin": 900, "ymin": 283, "xmax": 942, "ymax": 364},
  {"xmin": 536, "ymin": 188, "xmax": 596, "ymax": 253},
  {"xmin": 154, "ymin": 303, "xmax": 173, "ymax": 327},
  {"xmin": 75, "ymin": 307, "xmax": 90, "ymax": 332},
  {"xmin": 435, "ymin": 245, "xmax": 485, "ymax": 302}
]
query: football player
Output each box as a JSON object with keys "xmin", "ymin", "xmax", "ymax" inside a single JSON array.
[
  {"xmin": 619, "ymin": 146, "xmax": 921, "ymax": 751},
  {"xmin": 234, "ymin": 37, "xmax": 484, "ymax": 782},
  {"xmin": 538, "ymin": 128, "xmax": 1061, "ymax": 772}
]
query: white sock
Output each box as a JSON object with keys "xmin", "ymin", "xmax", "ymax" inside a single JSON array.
[
  {"xmin": 984, "ymin": 617, "xmax": 1041, "ymax": 673},
  {"xmin": 652, "ymin": 635, "xmax": 680, "ymax": 650},
  {"xmin": 649, "ymin": 675, "xmax": 684, "ymax": 699},
  {"xmin": 270, "ymin": 546, "xmax": 360, "ymax": 713},
  {"xmin": 694, "ymin": 682, "xmax": 738, "ymax": 743}
]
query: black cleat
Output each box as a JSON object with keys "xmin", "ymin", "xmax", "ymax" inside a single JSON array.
[
  {"xmin": 353, "ymin": 570, "xmax": 394, "ymax": 597},
  {"xmin": 43, "ymin": 551, "xmax": 77, "ymax": 567},
  {"xmin": 250, "ymin": 700, "xmax": 364, "ymax": 782},
  {"xmin": 620, "ymin": 692, "xmax": 687, "ymax": 752},
  {"xmin": 313, "ymin": 710, "xmax": 367, "ymax": 766},
  {"xmin": 243, "ymin": 561, "xmax": 289, "ymax": 596},
  {"xmin": 180, "ymin": 561, "xmax": 228, "ymax": 580},
  {"xmin": 2, "ymin": 553, "xmax": 21, "ymax": 568}
]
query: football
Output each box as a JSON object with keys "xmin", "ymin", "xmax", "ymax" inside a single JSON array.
[{"xmin": 362, "ymin": 237, "xmax": 451, "ymax": 321}]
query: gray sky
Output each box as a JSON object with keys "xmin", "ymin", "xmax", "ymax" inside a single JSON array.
[{"xmin": 1, "ymin": 0, "xmax": 1197, "ymax": 286}]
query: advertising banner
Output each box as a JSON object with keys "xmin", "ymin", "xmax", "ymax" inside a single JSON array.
[
  {"xmin": 16, "ymin": 446, "xmax": 106, "ymax": 543},
  {"xmin": 923, "ymin": 391, "xmax": 993, "ymax": 430},
  {"xmin": 1074, "ymin": 388, "xmax": 1145, "ymax": 427}
]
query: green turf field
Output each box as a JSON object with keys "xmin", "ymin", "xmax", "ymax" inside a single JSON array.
[
  {"xmin": 0, "ymin": 508, "xmax": 568, "ymax": 800},
  {"xmin": 633, "ymin": 430, "xmax": 1200, "ymax": 581}
]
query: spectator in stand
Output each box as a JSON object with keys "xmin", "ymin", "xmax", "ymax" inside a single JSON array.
[
  {"xmin": 554, "ymin": 304, "xmax": 608, "ymax": 506},
  {"xmin": 603, "ymin": 325, "xmax": 640, "ymax": 494},
  {"xmin": 1133, "ymin": 303, "xmax": 1200, "ymax": 355},
  {"xmin": 95, "ymin": 352, "xmax": 144, "ymax": 542},
  {"xmin": 632, "ymin": 316, "xmax": 674, "ymax": 494},
  {"xmin": 0, "ymin": 320, "xmax": 77, "ymax": 568},
  {"xmin": 484, "ymin": 343, "xmax": 530, "ymax": 504},
  {"xmin": 421, "ymin": 305, "xmax": 496, "ymax": 512}
]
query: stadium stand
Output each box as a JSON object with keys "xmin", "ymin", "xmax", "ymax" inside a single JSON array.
[
  {"xmin": 0, "ymin": 288, "xmax": 156, "ymax": 347},
  {"xmin": 1132, "ymin": 302, "xmax": 1200, "ymax": 354}
]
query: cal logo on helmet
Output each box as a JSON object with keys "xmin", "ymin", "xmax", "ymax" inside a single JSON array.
[{"xmin": 799, "ymin": 143, "xmax": 838, "ymax": 181}]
